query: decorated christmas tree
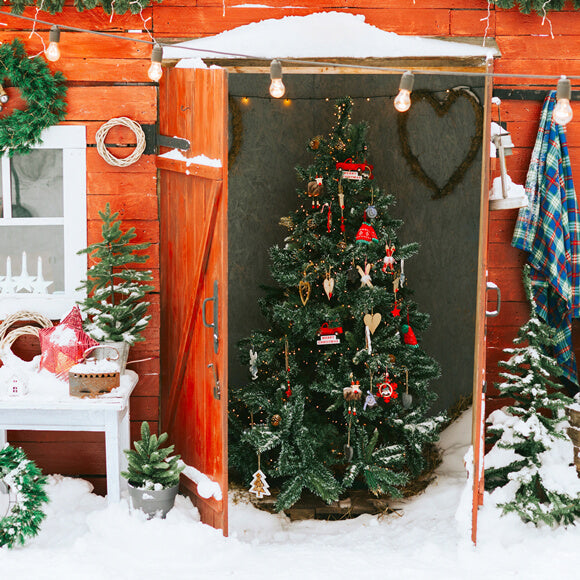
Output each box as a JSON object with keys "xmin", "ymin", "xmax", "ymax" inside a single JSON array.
[
  {"xmin": 77, "ymin": 203, "xmax": 154, "ymax": 345},
  {"xmin": 485, "ymin": 266, "xmax": 580, "ymax": 526},
  {"xmin": 229, "ymin": 98, "xmax": 445, "ymax": 510}
]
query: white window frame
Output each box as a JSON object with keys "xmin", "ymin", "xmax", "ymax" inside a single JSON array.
[{"xmin": 0, "ymin": 125, "xmax": 87, "ymax": 319}]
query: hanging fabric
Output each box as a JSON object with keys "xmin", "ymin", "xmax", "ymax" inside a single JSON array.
[{"xmin": 512, "ymin": 91, "xmax": 580, "ymax": 385}]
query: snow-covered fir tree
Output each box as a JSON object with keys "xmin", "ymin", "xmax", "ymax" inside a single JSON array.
[
  {"xmin": 229, "ymin": 98, "xmax": 445, "ymax": 510},
  {"xmin": 77, "ymin": 203, "xmax": 154, "ymax": 345},
  {"xmin": 485, "ymin": 265, "xmax": 580, "ymax": 526}
]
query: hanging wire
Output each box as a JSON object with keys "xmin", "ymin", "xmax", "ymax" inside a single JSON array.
[{"xmin": 0, "ymin": 10, "xmax": 578, "ymax": 84}]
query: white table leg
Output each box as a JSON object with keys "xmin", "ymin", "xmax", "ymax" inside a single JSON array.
[
  {"xmin": 118, "ymin": 407, "xmax": 131, "ymax": 495},
  {"xmin": 104, "ymin": 412, "xmax": 121, "ymax": 503},
  {"xmin": 0, "ymin": 429, "xmax": 7, "ymax": 448}
]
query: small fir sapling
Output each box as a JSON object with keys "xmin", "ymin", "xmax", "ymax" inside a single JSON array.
[
  {"xmin": 484, "ymin": 265, "xmax": 580, "ymax": 526},
  {"xmin": 76, "ymin": 203, "xmax": 154, "ymax": 345},
  {"xmin": 122, "ymin": 421, "xmax": 184, "ymax": 490}
]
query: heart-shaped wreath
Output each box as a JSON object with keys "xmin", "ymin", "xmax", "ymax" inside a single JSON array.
[
  {"xmin": 0, "ymin": 39, "xmax": 67, "ymax": 156},
  {"xmin": 397, "ymin": 87, "xmax": 483, "ymax": 200}
]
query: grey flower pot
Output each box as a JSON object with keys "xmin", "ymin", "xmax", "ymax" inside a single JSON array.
[
  {"xmin": 127, "ymin": 483, "xmax": 179, "ymax": 519},
  {"xmin": 97, "ymin": 341, "xmax": 130, "ymax": 374}
]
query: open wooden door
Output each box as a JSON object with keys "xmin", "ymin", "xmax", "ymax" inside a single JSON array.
[
  {"xmin": 158, "ymin": 66, "xmax": 229, "ymax": 534},
  {"xmin": 471, "ymin": 58, "xmax": 494, "ymax": 545}
]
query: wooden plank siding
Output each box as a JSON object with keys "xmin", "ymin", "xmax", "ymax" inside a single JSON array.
[
  {"xmin": 1, "ymin": 0, "xmax": 578, "ymax": 496},
  {"xmin": 0, "ymin": 13, "xmax": 160, "ymax": 496}
]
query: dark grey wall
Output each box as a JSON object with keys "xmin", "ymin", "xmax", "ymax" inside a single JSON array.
[{"xmin": 228, "ymin": 74, "xmax": 484, "ymax": 414}]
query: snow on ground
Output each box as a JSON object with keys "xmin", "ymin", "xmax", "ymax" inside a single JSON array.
[{"xmin": 2, "ymin": 408, "xmax": 580, "ymax": 579}]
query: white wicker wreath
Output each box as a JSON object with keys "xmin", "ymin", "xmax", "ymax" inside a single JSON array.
[{"xmin": 95, "ymin": 117, "xmax": 146, "ymax": 167}]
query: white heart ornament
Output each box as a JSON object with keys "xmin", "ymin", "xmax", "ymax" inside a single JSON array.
[{"xmin": 323, "ymin": 277, "xmax": 335, "ymax": 300}]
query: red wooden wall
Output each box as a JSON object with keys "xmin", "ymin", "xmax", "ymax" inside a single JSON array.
[
  {"xmin": 0, "ymin": 7, "xmax": 159, "ymax": 494},
  {"xmin": 2, "ymin": 0, "xmax": 578, "ymax": 492}
]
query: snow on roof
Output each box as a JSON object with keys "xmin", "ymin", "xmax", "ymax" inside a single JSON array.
[{"xmin": 164, "ymin": 11, "xmax": 498, "ymax": 63}]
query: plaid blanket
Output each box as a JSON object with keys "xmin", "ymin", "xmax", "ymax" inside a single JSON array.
[{"xmin": 512, "ymin": 91, "xmax": 580, "ymax": 385}]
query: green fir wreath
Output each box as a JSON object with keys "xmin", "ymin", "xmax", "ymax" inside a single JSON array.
[
  {"xmin": 0, "ymin": 444, "xmax": 49, "ymax": 549},
  {"xmin": 0, "ymin": 39, "xmax": 67, "ymax": 156}
]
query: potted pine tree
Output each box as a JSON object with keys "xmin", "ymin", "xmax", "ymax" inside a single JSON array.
[
  {"xmin": 122, "ymin": 421, "xmax": 184, "ymax": 518},
  {"xmin": 76, "ymin": 203, "xmax": 154, "ymax": 373}
]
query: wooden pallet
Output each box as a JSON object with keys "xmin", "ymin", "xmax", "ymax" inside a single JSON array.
[{"xmin": 250, "ymin": 489, "xmax": 394, "ymax": 521}]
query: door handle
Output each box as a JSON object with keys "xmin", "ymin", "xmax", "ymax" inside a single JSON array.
[
  {"xmin": 202, "ymin": 280, "xmax": 219, "ymax": 354},
  {"xmin": 486, "ymin": 281, "xmax": 501, "ymax": 317}
]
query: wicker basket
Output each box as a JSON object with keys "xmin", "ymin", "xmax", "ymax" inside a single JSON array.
[{"xmin": 69, "ymin": 345, "xmax": 120, "ymax": 398}]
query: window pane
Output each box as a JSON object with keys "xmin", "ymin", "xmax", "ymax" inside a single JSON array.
[
  {"xmin": 11, "ymin": 150, "xmax": 63, "ymax": 218},
  {"xmin": 0, "ymin": 225, "xmax": 64, "ymax": 293}
]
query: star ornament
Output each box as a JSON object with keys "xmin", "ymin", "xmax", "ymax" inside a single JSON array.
[
  {"xmin": 38, "ymin": 306, "xmax": 99, "ymax": 379},
  {"xmin": 391, "ymin": 303, "xmax": 401, "ymax": 317}
]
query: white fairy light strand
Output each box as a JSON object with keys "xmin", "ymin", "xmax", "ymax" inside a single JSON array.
[{"xmin": 0, "ymin": 10, "xmax": 579, "ymax": 84}]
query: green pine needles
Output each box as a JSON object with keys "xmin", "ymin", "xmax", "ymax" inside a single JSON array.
[
  {"xmin": 0, "ymin": 445, "xmax": 49, "ymax": 549},
  {"xmin": 491, "ymin": 0, "xmax": 580, "ymax": 15},
  {"xmin": 485, "ymin": 266, "xmax": 580, "ymax": 526},
  {"xmin": 0, "ymin": 39, "xmax": 67, "ymax": 156},
  {"xmin": 77, "ymin": 203, "xmax": 154, "ymax": 345},
  {"xmin": 9, "ymin": 0, "xmax": 163, "ymax": 15},
  {"xmin": 229, "ymin": 97, "xmax": 445, "ymax": 511},
  {"xmin": 122, "ymin": 421, "xmax": 184, "ymax": 490}
]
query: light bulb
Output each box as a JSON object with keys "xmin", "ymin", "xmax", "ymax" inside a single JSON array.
[
  {"xmin": 554, "ymin": 76, "xmax": 573, "ymax": 125},
  {"xmin": 148, "ymin": 61, "xmax": 163, "ymax": 82},
  {"xmin": 394, "ymin": 71, "xmax": 414, "ymax": 113},
  {"xmin": 394, "ymin": 89, "xmax": 411, "ymax": 113},
  {"xmin": 148, "ymin": 44, "xmax": 163, "ymax": 82},
  {"xmin": 269, "ymin": 59, "xmax": 285, "ymax": 98},
  {"xmin": 269, "ymin": 79, "xmax": 285, "ymax": 98},
  {"xmin": 45, "ymin": 26, "xmax": 61, "ymax": 62}
]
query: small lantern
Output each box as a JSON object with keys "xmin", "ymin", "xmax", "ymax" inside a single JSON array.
[
  {"xmin": 490, "ymin": 99, "xmax": 527, "ymax": 211},
  {"xmin": 489, "ymin": 130, "xmax": 527, "ymax": 210}
]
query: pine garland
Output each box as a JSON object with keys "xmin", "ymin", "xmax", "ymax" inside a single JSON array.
[
  {"xmin": 9, "ymin": 0, "xmax": 163, "ymax": 15},
  {"xmin": 0, "ymin": 39, "xmax": 67, "ymax": 156},
  {"xmin": 0, "ymin": 444, "xmax": 49, "ymax": 549},
  {"xmin": 491, "ymin": 0, "xmax": 580, "ymax": 15}
]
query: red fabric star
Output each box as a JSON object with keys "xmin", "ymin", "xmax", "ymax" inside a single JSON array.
[
  {"xmin": 391, "ymin": 304, "xmax": 401, "ymax": 317},
  {"xmin": 39, "ymin": 306, "xmax": 99, "ymax": 379}
]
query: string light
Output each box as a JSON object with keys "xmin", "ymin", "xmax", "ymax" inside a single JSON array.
[
  {"xmin": 269, "ymin": 59, "xmax": 285, "ymax": 98},
  {"xmin": 394, "ymin": 71, "xmax": 414, "ymax": 113},
  {"xmin": 2, "ymin": 9, "xmax": 580, "ymax": 90},
  {"xmin": 44, "ymin": 25, "xmax": 60, "ymax": 62},
  {"xmin": 554, "ymin": 75, "xmax": 573, "ymax": 126},
  {"xmin": 148, "ymin": 44, "xmax": 163, "ymax": 82}
]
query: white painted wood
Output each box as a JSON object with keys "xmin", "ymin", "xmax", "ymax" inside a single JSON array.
[
  {"xmin": 1, "ymin": 157, "xmax": 10, "ymax": 219},
  {"xmin": 0, "ymin": 125, "xmax": 87, "ymax": 319},
  {"xmin": 0, "ymin": 370, "xmax": 137, "ymax": 503}
]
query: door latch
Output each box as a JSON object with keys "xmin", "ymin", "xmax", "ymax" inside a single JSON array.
[{"xmin": 208, "ymin": 363, "xmax": 221, "ymax": 400}]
